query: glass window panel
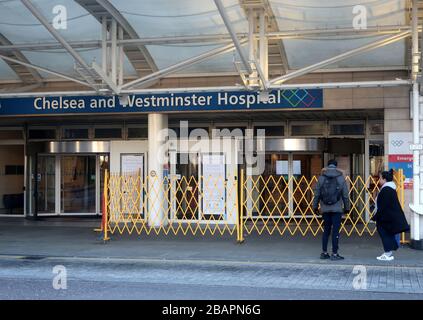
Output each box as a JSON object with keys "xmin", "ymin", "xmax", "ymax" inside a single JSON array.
[
  {"xmin": 127, "ymin": 127, "xmax": 148, "ymax": 139},
  {"xmin": 110, "ymin": 0, "xmax": 247, "ymax": 38},
  {"xmin": 330, "ymin": 124, "xmax": 365, "ymax": 136},
  {"xmin": 0, "ymin": 60, "xmax": 20, "ymax": 80},
  {"xmin": 94, "ymin": 128, "xmax": 122, "ymax": 139},
  {"xmin": 0, "ymin": 130, "xmax": 23, "ymax": 139},
  {"xmin": 254, "ymin": 126, "xmax": 284, "ymax": 137},
  {"xmin": 5, "ymin": 165, "xmax": 22, "ymax": 175},
  {"xmin": 28, "ymin": 129, "xmax": 56, "ymax": 140},
  {"xmin": 291, "ymin": 123, "xmax": 324, "ymax": 136},
  {"xmin": 63, "ymin": 128, "xmax": 89, "ymax": 140},
  {"xmin": 213, "ymin": 127, "xmax": 245, "ymax": 137},
  {"xmin": 369, "ymin": 122, "xmax": 384, "ymax": 135}
]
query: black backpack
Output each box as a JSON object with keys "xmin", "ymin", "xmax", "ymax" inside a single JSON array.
[{"xmin": 320, "ymin": 175, "xmax": 342, "ymax": 205}]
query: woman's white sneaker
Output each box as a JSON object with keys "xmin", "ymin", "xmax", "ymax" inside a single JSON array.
[{"xmin": 377, "ymin": 253, "xmax": 394, "ymax": 261}]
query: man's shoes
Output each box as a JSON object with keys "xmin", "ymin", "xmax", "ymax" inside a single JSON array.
[
  {"xmin": 320, "ymin": 252, "xmax": 330, "ymax": 259},
  {"xmin": 330, "ymin": 253, "xmax": 345, "ymax": 261}
]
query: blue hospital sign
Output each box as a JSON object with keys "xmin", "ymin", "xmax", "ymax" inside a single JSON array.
[{"xmin": 0, "ymin": 89, "xmax": 323, "ymax": 116}]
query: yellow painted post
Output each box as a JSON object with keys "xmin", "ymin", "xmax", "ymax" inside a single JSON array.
[
  {"xmin": 103, "ymin": 169, "xmax": 110, "ymax": 242},
  {"xmin": 238, "ymin": 169, "xmax": 245, "ymax": 243}
]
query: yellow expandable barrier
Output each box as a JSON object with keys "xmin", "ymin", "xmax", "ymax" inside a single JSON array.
[
  {"xmin": 240, "ymin": 169, "xmax": 407, "ymax": 242},
  {"xmin": 102, "ymin": 169, "xmax": 407, "ymax": 243},
  {"xmin": 103, "ymin": 172, "xmax": 238, "ymax": 239}
]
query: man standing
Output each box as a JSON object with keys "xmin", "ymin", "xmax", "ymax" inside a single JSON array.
[{"xmin": 312, "ymin": 159, "xmax": 350, "ymax": 261}]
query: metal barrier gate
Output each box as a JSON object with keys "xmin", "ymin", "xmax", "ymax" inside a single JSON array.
[
  {"xmin": 239, "ymin": 169, "xmax": 405, "ymax": 242},
  {"xmin": 100, "ymin": 169, "xmax": 406, "ymax": 243},
  {"xmin": 102, "ymin": 171, "xmax": 238, "ymax": 240}
]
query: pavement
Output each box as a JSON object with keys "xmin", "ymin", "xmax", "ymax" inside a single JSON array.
[
  {"xmin": 1, "ymin": 217, "xmax": 422, "ymax": 267},
  {"xmin": 1, "ymin": 217, "xmax": 423, "ymax": 299},
  {"xmin": 0, "ymin": 256, "xmax": 423, "ymax": 299}
]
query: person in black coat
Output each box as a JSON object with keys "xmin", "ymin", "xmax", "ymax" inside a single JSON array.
[{"xmin": 372, "ymin": 169, "xmax": 409, "ymax": 261}]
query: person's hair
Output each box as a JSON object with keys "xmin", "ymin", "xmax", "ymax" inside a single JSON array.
[
  {"xmin": 380, "ymin": 169, "xmax": 394, "ymax": 182},
  {"xmin": 327, "ymin": 159, "xmax": 337, "ymax": 167}
]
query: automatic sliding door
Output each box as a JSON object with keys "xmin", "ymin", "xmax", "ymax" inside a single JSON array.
[
  {"xmin": 36, "ymin": 156, "xmax": 55, "ymax": 214},
  {"xmin": 61, "ymin": 156, "xmax": 96, "ymax": 214},
  {"xmin": 292, "ymin": 154, "xmax": 323, "ymax": 216},
  {"xmin": 259, "ymin": 153, "xmax": 289, "ymax": 217},
  {"xmin": 174, "ymin": 153, "xmax": 199, "ymax": 220}
]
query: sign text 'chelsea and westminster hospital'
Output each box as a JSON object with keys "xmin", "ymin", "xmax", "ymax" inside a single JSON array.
[{"xmin": 0, "ymin": 89, "xmax": 323, "ymax": 116}]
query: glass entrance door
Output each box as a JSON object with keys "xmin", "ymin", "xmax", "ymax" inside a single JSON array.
[
  {"xmin": 292, "ymin": 154, "xmax": 323, "ymax": 216},
  {"xmin": 259, "ymin": 153, "xmax": 323, "ymax": 217},
  {"xmin": 61, "ymin": 156, "xmax": 96, "ymax": 214},
  {"xmin": 173, "ymin": 153, "xmax": 199, "ymax": 220},
  {"xmin": 259, "ymin": 153, "xmax": 289, "ymax": 217},
  {"xmin": 32, "ymin": 154, "xmax": 108, "ymax": 216},
  {"xmin": 35, "ymin": 156, "xmax": 55, "ymax": 214}
]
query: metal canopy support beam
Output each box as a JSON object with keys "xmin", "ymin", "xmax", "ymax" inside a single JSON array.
[
  {"xmin": 214, "ymin": 0, "xmax": 253, "ymax": 74},
  {"xmin": 118, "ymin": 26, "xmax": 124, "ymax": 86},
  {"xmin": 95, "ymin": 0, "xmax": 158, "ymax": 73},
  {"xmin": 111, "ymin": 18, "xmax": 118, "ymax": 84},
  {"xmin": 270, "ymin": 30, "xmax": 411, "ymax": 84},
  {"xmin": 121, "ymin": 40, "xmax": 246, "ymax": 90},
  {"xmin": 0, "ymin": 83, "xmax": 43, "ymax": 93},
  {"xmin": 259, "ymin": 9, "xmax": 268, "ymax": 81},
  {"xmin": 0, "ymin": 33, "xmax": 43, "ymax": 83},
  {"xmin": 91, "ymin": 63, "xmax": 120, "ymax": 94},
  {"xmin": 20, "ymin": 0, "xmax": 97, "ymax": 80},
  {"xmin": 0, "ymin": 53, "xmax": 94, "ymax": 88},
  {"xmin": 0, "ymin": 25, "xmax": 416, "ymax": 51},
  {"xmin": 101, "ymin": 16, "xmax": 108, "ymax": 75},
  {"xmin": 247, "ymin": 9, "xmax": 257, "ymax": 87}
]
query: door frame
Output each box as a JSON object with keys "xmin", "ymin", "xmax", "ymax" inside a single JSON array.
[
  {"xmin": 32, "ymin": 153, "xmax": 108, "ymax": 216},
  {"xmin": 169, "ymin": 151, "xmax": 200, "ymax": 222},
  {"xmin": 169, "ymin": 152, "xmax": 228, "ymax": 223},
  {"xmin": 250, "ymin": 151, "xmax": 323, "ymax": 219}
]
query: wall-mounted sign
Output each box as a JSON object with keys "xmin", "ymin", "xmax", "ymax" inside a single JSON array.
[
  {"xmin": 121, "ymin": 154, "xmax": 143, "ymax": 175},
  {"xmin": 121, "ymin": 154, "xmax": 144, "ymax": 214},
  {"xmin": 202, "ymin": 154, "xmax": 226, "ymax": 218},
  {"xmin": 0, "ymin": 89, "xmax": 323, "ymax": 117},
  {"xmin": 388, "ymin": 132, "xmax": 413, "ymax": 189}
]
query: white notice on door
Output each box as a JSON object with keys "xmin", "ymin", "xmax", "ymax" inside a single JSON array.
[
  {"xmin": 121, "ymin": 154, "xmax": 143, "ymax": 175},
  {"xmin": 202, "ymin": 154, "xmax": 225, "ymax": 217}
]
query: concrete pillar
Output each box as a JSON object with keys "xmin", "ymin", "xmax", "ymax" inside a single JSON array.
[{"xmin": 148, "ymin": 113, "xmax": 168, "ymax": 227}]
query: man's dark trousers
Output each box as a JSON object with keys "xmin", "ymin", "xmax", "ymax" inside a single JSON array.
[{"xmin": 322, "ymin": 212, "xmax": 343, "ymax": 254}]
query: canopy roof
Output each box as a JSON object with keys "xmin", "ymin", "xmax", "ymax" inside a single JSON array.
[{"xmin": 0, "ymin": 0, "xmax": 411, "ymax": 86}]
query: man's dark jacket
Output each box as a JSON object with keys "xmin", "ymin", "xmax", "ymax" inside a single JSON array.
[
  {"xmin": 373, "ymin": 186, "xmax": 409, "ymax": 235},
  {"xmin": 312, "ymin": 166, "xmax": 350, "ymax": 213}
]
